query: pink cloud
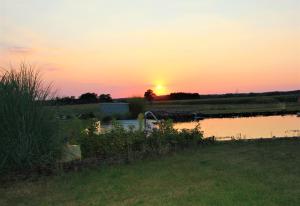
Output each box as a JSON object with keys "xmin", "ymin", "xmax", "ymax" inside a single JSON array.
[{"xmin": 8, "ymin": 46, "xmax": 34, "ymax": 54}]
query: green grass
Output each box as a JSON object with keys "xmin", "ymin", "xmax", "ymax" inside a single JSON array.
[
  {"xmin": 1, "ymin": 139, "xmax": 300, "ymax": 206},
  {"xmin": 149, "ymin": 102, "xmax": 300, "ymax": 114},
  {"xmin": 148, "ymin": 94, "xmax": 300, "ymax": 114},
  {"xmin": 53, "ymin": 104, "xmax": 101, "ymax": 117}
]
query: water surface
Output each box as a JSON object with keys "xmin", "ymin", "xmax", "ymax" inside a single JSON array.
[
  {"xmin": 174, "ymin": 115, "xmax": 300, "ymax": 140},
  {"xmin": 102, "ymin": 115, "xmax": 300, "ymax": 140}
]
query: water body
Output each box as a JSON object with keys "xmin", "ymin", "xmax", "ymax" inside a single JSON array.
[
  {"xmin": 102, "ymin": 115, "xmax": 300, "ymax": 140},
  {"xmin": 175, "ymin": 115, "xmax": 300, "ymax": 140}
]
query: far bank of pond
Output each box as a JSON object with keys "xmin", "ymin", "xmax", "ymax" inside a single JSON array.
[{"xmin": 149, "ymin": 110, "xmax": 299, "ymax": 122}]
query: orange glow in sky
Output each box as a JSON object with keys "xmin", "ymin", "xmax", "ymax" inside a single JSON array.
[
  {"xmin": 154, "ymin": 85, "xmax": 167, "ymax": 95},
  {"xmin": 0, "ymin": 0, "xmax": 299, "ymax": 97}
]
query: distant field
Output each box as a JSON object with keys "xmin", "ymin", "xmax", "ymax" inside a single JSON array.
[
  {"xmin": 53, "ymin": 94, "xmax": 300, "ymax": 117},
  {"xmin": 148, "ymin": 102, "xmax": 300, "ymax": 114},
  {"xmin": 152, "ymin": 94, "xmax": 299, "ymax": 105},
  {"xmin": 148, "ymin": 94, "xmax": 300, "ymax": 114},
  {"xmin": 1, "ymin": 139, "xmax": 300, "ymax": 205}
]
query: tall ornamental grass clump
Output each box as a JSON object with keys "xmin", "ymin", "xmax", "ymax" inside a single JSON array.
[{"xmin": 0, "ymin": 63, "xmax": 63, "ymax": 173}]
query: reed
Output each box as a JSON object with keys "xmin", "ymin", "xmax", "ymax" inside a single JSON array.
[{"xmin": 0, "ymin": 63, "xmax": 63, "ymax": 173}]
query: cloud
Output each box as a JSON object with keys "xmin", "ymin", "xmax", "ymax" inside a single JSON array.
[{"xmin": 8, "ymin": 46, "xmax": 33, "ymax": 54}]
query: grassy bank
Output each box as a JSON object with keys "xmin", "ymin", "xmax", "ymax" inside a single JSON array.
[
  {"xmin": 1, "ymin": 139, "xmax": 300, "ymax": 206},
  {"xmin": 149, "ymin": 102, "xmax": 300, "ymax": 114},
  {"xmin": 148, "ymin": 94, "xmax": 300, "ymax": 114}
]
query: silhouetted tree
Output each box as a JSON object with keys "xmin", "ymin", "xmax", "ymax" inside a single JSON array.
[
  {"xmin": 144, "ymin": 89, "xmax": 156, "ymax": 102},
  {"xmin": 79, "ymin": 92, "xmax": 98, "ymax": 103},
  {"xmin": 99, "ymin": 94, "xmax": 113, "ymax": 102},
  {"xmin": 169, "ymin": 92, "xmax": 200, "ymax": 100}
]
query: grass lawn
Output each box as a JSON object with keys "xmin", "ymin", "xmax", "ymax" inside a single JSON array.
[{"xmin": 1, "ymin": 139, "xmax": 300, "ymax": 206}]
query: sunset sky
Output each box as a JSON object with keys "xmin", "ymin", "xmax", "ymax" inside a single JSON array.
[{"xmin": 1, "ymin": 0, "xmax": 299, "ymax": 97}]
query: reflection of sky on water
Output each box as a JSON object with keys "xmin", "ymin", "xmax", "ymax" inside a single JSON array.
[
  {"xmin": 101, "ymin": 115, "xmax": 300, "ymax": 139},
  {"xmin": 174, "ymin": 115, "xmax": 300, "ymax": 139}
]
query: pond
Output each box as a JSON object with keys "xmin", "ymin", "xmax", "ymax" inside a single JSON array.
[{"xmin": 101, "ymin": 115, "xmax": 300, "ymax": 140}]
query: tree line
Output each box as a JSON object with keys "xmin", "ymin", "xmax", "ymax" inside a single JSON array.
[
  {"xmin": 145, "ymin": 90, "xmax": 300, "ymax": 101},
  {"xmin": 55, "ymin": 89, "xmax": 300, "ymax": 105},
  {"xmin": 55, "ymin": 93, "xmax": 113, "ymax": 105}
]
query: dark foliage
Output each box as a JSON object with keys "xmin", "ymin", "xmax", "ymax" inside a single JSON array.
[
  {"xmin": 99, "ymin": 94, "xmax": 113, "ymax": 102},
  {"xmin": 144, "ymin": 89, "xmax": 156, "ymax": 102},
  {"xmin": 80, "ymin": 120, "xmax": 204, "ymax": 162},
  {"xmin": 79, "ymin": 93, "xmax": 98, "ymax": 103},
  {"xmin": 77, "ymin": 112, "xmax": 96, "ymax": 120},
  {"xmin": 126, "ymin": 98, "xmax": 146, "ymax": 118},
  {"xmin": 154, "ymin": 90, "xmax": 300, "ymax": 101},
  {"xmin": 54, "ymin": 93, "xmax": 115, "ymax": 105},
  {"xmin": 0, "ymin": 63, "xmax": 63, "ymax": 174},
  {"xmin": 169, "ymin": 92, "xmax": 200, "ymax": 100}
]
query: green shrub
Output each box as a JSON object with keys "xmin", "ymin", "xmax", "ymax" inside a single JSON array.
[
  {"xmin": 127, "ymin": 98, "xmax": 146, "ymax": 118},
  {"xmin": 0, "ymin": 63, "xmax": 63, "ymax": 173},
  {"xmin": 58, "ymin": 117, "xmax": 87, "ymax": 145},
  {"xmin": 80, "ymin": 119, "xmax": 203, "ymax": 162}
]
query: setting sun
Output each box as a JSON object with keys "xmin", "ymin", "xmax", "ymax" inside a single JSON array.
[{"xmin": 154, "ymin": 85, "xmax": 167, "ymax": 95}]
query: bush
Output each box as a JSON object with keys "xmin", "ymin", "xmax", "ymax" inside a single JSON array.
[
  {"xmin": 80, "ymin": 119, "xmax": 204, "ymax": 162},
  {"xmin": 127, "ymin": 98, "xmax": 146, "ymax": 118},
  {"xmin": 0, "ymin": 63, "xmax": 63, "ymax": 173}
]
